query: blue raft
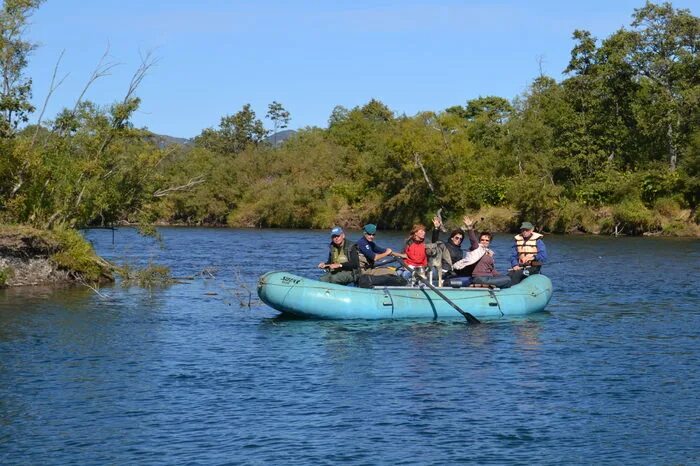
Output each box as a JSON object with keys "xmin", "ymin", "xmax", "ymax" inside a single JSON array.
[{"xmin": 257, "ymin": 271, "xmax": 553, "ymax": 320}]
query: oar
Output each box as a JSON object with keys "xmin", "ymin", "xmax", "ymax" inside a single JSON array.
[
  {"xmin": 394, "ymin": 256, "xmax": 480, "ymax": 324},
  {"xmin": 374, "ymin": 256, "xmax": 398, "ymax": 267}
]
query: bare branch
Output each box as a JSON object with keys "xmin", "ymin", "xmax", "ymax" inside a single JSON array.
[
  {"xmin": 536, "ymin": 54, "xmax": 547, "ymax": 77},
  {"xmin": 75, "ymin": 184, "xmax": 86, "ymax": 207},
  {"xmin": 32, "ymin": 49, "xmax": 69, "ymax": 146},
  {"xmin": 79, "ymin": 279, "xmax": 112, "ymax": 300},
  {"xmin": 98, "ymin": 50, "xmax": 160, "ymax": 155},
  {"xmin": 413, "ymin": 152, "xmax": 436, "ymax": 194},
  {"xmin": 45, "ymin": 210, "xmax": 63, "ymax": 229},
  {"xmin": 152, "ymin": 175, "xmax": 206, "ymax": 198},
  {"xmin": 123, "ymin": 49, "xmax": 160, "ymax": 104},
  {"xmin": 151, "ymin": 146, "xmax": 177, "ymax": 170},
  {"xmin": 74, "ymin": 44, "xmax": 119, "ymax": 113}
]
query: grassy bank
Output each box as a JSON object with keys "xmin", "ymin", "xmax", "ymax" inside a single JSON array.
[{"xmin": 0, "ymin": 225, "xmax": 114, "ymax": 286}]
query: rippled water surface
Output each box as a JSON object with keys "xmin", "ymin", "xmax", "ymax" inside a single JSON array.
[{"xmin": 1, "ymin": 228, "xmax": 699, "ymax": 464}]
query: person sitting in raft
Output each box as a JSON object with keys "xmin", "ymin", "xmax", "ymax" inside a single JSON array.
[
  {"xmin": 457, "ymin": 216, "xmax": 511, "ymax": 288},
  {"xmin": 438, "ymin": 216, "xmax": 479, "ymax": 285},
  {"xmin": 356, "ymin": 223, "xmax": 396, "ymax": 276},
  {"xmin": 468, "ymin": 230, "xmax": 511, "ymax": 288},
  {"xmin": 449, "ymin": 217, "xmax": 508, "ymax": 288},
  {"xmin": 317, "ymin": 226, "xmax": 359, "ymax": 285},
  {"xmin": 431, "ymin": 216, "xmax": 465, "ymax": 279},
  {"xmin": 509, "ymin": 221, "xmax": 547, "ymax": 285},
  {"xmin": 397, "ymin": 224, "xmax": 428, "ymax": 280}
]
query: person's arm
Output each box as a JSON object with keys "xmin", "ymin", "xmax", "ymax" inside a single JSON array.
[
  {"xmin": 467, "ymin": 228, "xmax": 478, "ymax": 251},
  {"xmin": 374, "ymin": 245, "xmax": 394, "ymax": 261},
  {"xmin": 341, "ymin": 243, "xmax": 360, "ymax": 271},
  {"xmin": 491, "ymin": 256, "xmax": 501, "ymax": 276},
  {"xmin": 535, "ymin": 240, "xmax": 547, "ymax": 264},
  {"xmin": 452, "ymin": 247, "xmax": 486, "ymax": 270},
  {"xmin": 318, "ymin": 245, "xmax": 331, "ymax": 269},
  {"xmin": 510, "ymin": 242, "xmax": 519, "ymax": 268},
  {"xmin": 431, "ymin": 216, "xmax": 441, "ymax": 243},
  {"xmin": 338, "ymin": 261, "xmax": 354, "ymax": 271},
  {"xmin": 462, "ymin": 216, "xmax": 478, "ymax": 251},
  {"xmin": 359, "ymin": 238, "xmax": 376, "ymax": 261}
]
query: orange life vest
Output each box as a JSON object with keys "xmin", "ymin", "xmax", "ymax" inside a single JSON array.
[{"xmin": 514, "ymin": 232, "xmax": 543, "ymax": 265}]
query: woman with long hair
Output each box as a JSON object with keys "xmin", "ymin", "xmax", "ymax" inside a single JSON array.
[{"xmin": 403, "ymin": 223, "xmax": 428, "ymax": 268}]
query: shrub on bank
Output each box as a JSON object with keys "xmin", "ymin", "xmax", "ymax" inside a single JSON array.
[
  {"xmin": 601, "ymin": 200, "xmax": 659, "ymax": 236},
  {"xmin": 49, "ymin": 228, "xmax": 114, "ymax": 283},
  {"xmin": 552, "ymin": 200, "xmax": 598, "ymax": 234},
  {"xmin": 0, "ymin": 266, "xmax": 14, "ymax": 286},
  {"xmin": 469, "ymin": 206, "xmax": 519, "ymax": 233}
]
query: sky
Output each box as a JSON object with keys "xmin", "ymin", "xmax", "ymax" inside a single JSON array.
[{"xmin": 24, "ymin": 0, "xmax": 698, "ymax": 139}]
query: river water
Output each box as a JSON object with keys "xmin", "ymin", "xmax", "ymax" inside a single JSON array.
[{"xmin": 1, "ymin": 227, "xmax": 698, "ymax": 465}]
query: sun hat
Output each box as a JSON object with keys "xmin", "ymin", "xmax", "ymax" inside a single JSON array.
[
  {"xmin": 363, "ymin": 224, "xmax": 377, "ymax": 234},
  {"xmin": 519, "ymin": 221, "xmax": 534, "ymax": 230}
]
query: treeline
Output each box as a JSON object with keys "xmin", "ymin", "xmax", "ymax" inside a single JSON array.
[{"xmin": 1, "ymin": 1, "xmax": 699, "ymax": 237}]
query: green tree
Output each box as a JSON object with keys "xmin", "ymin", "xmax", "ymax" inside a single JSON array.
[
  {"xmin": 327, "ymin": 99, "xmax": 394, "ymax": 154},
  {"xmin": 265, "ymin": 100, "xmax": 290, "ymax": 145},
  {"xmin": 561, "ymin": 30, "xmax": 634, "ymax": 178},
  {"xmin": 628, "ymin": 2, "xmax": 700, "ymax": 170},
  {"xmin": 360, "ymin": 98, "xmax": 393, "ymax": 122},
  {"xmin": 195, "ymin": 103, "xmax": 268, "ymax": 155},
  {"xmin": 463, "ymin": 96, "xmax": 513, "ymax": 149},
  {"xmin": 0, "ymin": 0, "xmax": 43, "ymax": 138},
  {"xmin": 501, "ymin": 76, "xmax": 566, "ymax": 184}
]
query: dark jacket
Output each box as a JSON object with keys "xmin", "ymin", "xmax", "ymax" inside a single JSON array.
[
  {"xmin": 431, "ymin": 228, "xmax": 466, "ymax": 274},
  {"xmin": 326, "ymin": 239, "xmax": 360, "ymax": 272}
]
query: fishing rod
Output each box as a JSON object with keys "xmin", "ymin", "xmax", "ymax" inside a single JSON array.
[{"xmin": 531, "ymin": 256, "xmax": 604, "ymax": 267}]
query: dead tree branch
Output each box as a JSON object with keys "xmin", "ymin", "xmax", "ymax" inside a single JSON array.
[
  {"xmin": 97, "ymin": 50, "xmax": 160, "ymax": 156},
  {"xmin": 32, "ymin": 49, "xmax": 69, "ymax": 146},
  {"xmin": 414, "ymin": 152, "xmax": 436, "ymax": 194},
  {"xmin": 73, "ymin": 45, "xmax": 119, "ymax": 114},
  {"xmin": 152, "ymin": 175, "xmax": 206, "ymax": 198}
]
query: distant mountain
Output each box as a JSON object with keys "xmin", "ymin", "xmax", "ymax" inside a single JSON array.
[
  {"xmin": 147, "ymin": 129, "xmax": 297, "ymax": 149},
  {"xmin": 147, "ymin": 132, "xmax": 194, "ymax": 149},
  {"xmin": 265, "ymin": 129, "xmax": 297, "ymax": 146}
]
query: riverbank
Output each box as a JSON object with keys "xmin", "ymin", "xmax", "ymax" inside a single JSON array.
[
  {"xmin": 0, "ymin": 225, "xmax": 113, "ymax": 287},
  {"xmin": 149, "ymin": 204, "xmax": 700, "ymax": 238}
]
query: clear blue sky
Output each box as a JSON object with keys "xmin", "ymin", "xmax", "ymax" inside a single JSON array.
[{"xmin": 24, "ymin": 0, "xmax": 697, "ymax": 139}]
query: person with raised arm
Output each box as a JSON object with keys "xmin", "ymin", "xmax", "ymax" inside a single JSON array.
[{"xmin": 430, "ymin": 216, "xmax": 465, "ymax": 278}]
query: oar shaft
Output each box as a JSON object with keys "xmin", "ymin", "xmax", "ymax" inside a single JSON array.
[{"xmin": 394, "ymin": 256, "xmax": 480, "ymax": 324}]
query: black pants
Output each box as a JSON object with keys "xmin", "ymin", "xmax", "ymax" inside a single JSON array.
[{"xmin": 508, "ymin": 266, "xmax": 541, "ymax": 285}]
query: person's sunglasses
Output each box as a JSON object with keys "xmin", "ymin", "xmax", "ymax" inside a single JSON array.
[{"xmin": 365, "ymin": 232, "xmax": 375, "ymax": 237}]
